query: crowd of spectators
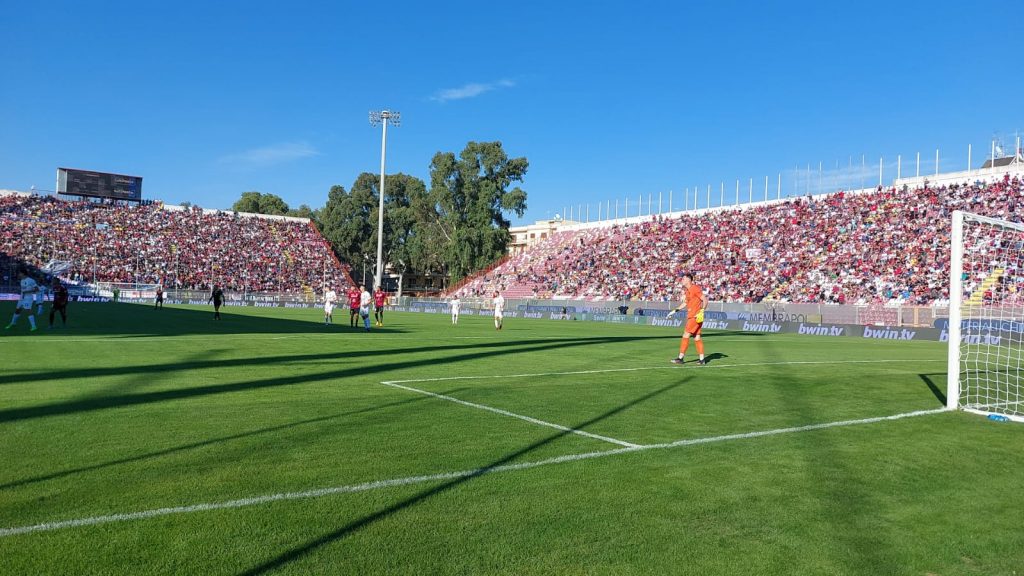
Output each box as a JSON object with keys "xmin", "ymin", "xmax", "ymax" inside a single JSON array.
[
  {"xmin": 457, "ymin": 175, "xmax": 1024, "ymax": 306},
  {"xmin": 0, "ymin": 194, "xmax": 351, "ymax": 293}
]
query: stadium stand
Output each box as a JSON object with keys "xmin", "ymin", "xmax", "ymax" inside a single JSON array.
[
  {"xmin": 455, "ymin": 175, "xmax": 1024, "ymax": 305},
  {"xmin": 0, "ymin": 193, "xmax": 353, "ymax": 293}
]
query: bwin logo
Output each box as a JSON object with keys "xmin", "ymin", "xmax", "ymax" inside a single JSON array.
[
  {"xmin": 742, "ymin": 321, "xmax": 782, "ymax": 333},
  {"xmin": 651, "ymin": 318, "xmax": 683, "ymax": 327},
  {"xmin": 939, "ymin": 329, "xmax": 1002, "ymax": 345},
  {"xmin": 703, "ymin": 320, "xmax": 730, "ymax": 330},
  {"xmin": 798, "ymin": 324, "xmax": 845, "ymax": 336},
  {"xmin": 862, "ymin": 326, "xmax": 916, "ymax": 340}
]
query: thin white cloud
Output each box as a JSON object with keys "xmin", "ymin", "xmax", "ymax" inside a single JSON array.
[
  {"xmin": 431, "ymin": 79, "xmax": 516, "ymax": 103},
  {"xmin": 219, "ymin": 142, "xmax": 320, "ymax": 167}
]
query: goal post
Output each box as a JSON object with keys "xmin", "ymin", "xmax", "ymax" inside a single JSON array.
[{"xmin": 947, "ymin": 210, "xmax": 1024, "ymax": 422}]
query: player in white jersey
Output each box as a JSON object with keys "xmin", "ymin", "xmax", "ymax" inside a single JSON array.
[
  {"xmin": 450, "ymin": 296, "xmax": 461, "ymax": 325},
  {"xmin": 35, "ymin": 282, "xmax": 47, "ymax": 315},
  {"xmin": 359, "ymin": 284, "xmax": 372, "ymax": 332},
  {"xmin": 323, "ymin": 287, "xmax": 337, "ymax": 325},
  {"xmin": 6, "ymin": 270, "xmax": 39, "ymax": 332},
  {"xmin": 492, "ymin": 291, "xmax": 505, "ymax": 330}
]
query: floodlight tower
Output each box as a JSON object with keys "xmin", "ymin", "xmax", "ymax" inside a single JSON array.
[{"xmin": 369, "ymin": 109, "xmax": 400, "ymax": 290}]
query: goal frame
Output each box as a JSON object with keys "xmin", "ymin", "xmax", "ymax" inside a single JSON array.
[{"xmin": 947, "ymin": 209, "xmax": 1024, "ymax": 422}]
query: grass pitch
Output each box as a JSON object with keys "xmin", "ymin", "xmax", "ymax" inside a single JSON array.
[{"xmin": 1, "ymin": 303, "xmax": 1023, "ymax": 575}]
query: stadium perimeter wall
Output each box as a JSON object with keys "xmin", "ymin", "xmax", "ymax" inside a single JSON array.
[{"xmin": 7, "ymin": 290, "xmax": 1007, "ymax": 343}]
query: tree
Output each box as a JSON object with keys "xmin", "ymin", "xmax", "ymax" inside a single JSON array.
[
  {"xmin": 318, "ymin": 181, "xmax": 378, "ymax": 286},
  {"xmin": 232, "ymin": 191, "xmax": 290, "ymax": 215},
  {"xmin": 317, "ymin": 173, "xmax": 430, "ymax": 289},
  {"xmin": 286, "ymin": 204, "xmax": 319, "ymax": 222},
  {"xmin": 421, "ymin": 141, "xmax": 528, "ymax": 280}
]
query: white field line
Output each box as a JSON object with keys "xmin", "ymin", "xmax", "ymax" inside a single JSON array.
[
  {"xmin": 382, "ymin": 359, "xmax": 946, "ymax": 385},
  {"xmin": 0, "ymin": 407, "xmax": 949, "ymax": 538},
  {"xmin": 379, "ymin": 381, "xmax": 639, "ymax": 448}
]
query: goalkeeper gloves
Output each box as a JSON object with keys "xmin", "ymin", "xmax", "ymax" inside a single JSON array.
[{"xmin": 695, "ymin": 310, "xmax": 704, "ymax": 323}]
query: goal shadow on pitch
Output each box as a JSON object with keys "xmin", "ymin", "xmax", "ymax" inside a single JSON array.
[{"xmin": 917, "ymin": 373, "xmax": 948, "ymax": 406}]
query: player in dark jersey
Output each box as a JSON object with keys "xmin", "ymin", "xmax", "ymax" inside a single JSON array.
[
  {"xmin": 208, "ymin": 285, "xmax": 224, "ymax": 320},
  {"xmin": 154, "ymin": 285, "xmax": 164, "ymax": 309},
  {"xmin": 347, "ymin": 285, "xmax": 361, "ymax": 327},
  {"xmin": 373, "ymin": 286, "xmax": 387, "ymax": 327},
  {"xmin": 49, "ymin": 278, "xmax": 69, "ymax": 328}
]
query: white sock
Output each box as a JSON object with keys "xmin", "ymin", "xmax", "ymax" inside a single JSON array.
[{"xmin": 28, "ymin": 315, "xmax": 36, "ymax": 329}]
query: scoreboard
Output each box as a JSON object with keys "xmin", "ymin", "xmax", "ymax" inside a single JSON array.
[{"xmin": 56, "ymin": 168, "xmax": 143, "ymax": 202}]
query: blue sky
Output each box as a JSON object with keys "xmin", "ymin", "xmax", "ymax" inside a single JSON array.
[{"xmin": 2, "ymin": 1, "xmax": 1021, "ymax": 225}]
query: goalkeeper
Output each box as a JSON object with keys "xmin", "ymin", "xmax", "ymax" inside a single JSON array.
[{"xmin": 667, "ymin": 272, "xmax": 708, "ymax": 365}]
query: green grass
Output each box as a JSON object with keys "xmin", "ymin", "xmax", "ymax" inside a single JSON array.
[{"xmin": 1, "ymin": 303, "xmax": 1023, "ymax": 575}]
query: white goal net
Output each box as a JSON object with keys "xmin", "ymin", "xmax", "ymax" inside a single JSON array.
[{"xmin": 947, "ymin": 210, "xmax": 1024, "ymax": 422}]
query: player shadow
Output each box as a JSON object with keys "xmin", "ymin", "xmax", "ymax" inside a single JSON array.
[
  {"xmin": 234, "ymin": 379, "xmax": 686, "ymax": 576},
  {"xmin": 703, "ymin": 352, "xmax": 729, "ymax": 364},
  {"xmin": 0, "ymin": 334, "xmax": 681, "ymax": 388},
  {"xmin": 917, "ymin": 374, "xmax": 948, "ymax": 406},
  {"xmin": 0, "ymin": 335, "xmax": 680, "ymax": 424},
  {"xmin": 0, "ymin": 390, "xmax": 461, "ymax": 491}
]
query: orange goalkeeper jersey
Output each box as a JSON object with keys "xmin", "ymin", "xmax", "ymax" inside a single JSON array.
[{"xmin": 685, "ymin": 284, "xmax": 704, "ymax": 319}]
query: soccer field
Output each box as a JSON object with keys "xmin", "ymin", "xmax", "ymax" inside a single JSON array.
[{"xmin": 1, "ymin": 303, "xmax": 1022, "ymax": 575}]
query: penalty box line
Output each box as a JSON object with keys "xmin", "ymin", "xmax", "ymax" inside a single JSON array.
[
  {"xmin": 0, "ymin": 407, "xmax": 949, "ymax": 539},
  {"xmin": 378, "ymin": 360, "xmax": 945, "ymax": 450},
  {"xmin": 378, "ymin": 381, "xmax": 640, "ymax": 448}
]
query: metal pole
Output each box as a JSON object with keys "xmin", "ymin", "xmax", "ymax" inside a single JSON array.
[
  {"xmin": 669, "ymin": 189, "xmax": 673, "ymax": 212},
  {"xmin": 748, "ymin": 178, "xmax": 753, "ymax": 204},
  {"xmin": 376, "ymin": 118, "xmax": 387, "ymax": 289},
  {"xmin": 658, "ymin": 191, "xmax": 662, "ymax": 214}
]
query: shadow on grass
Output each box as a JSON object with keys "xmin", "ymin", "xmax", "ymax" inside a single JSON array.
[
  {"xmin": 2, "ymin": 301, "xmax": 406, "ymax": 339},
  {"xmin": 918, "ymin": 374, "xmax": 948, "ymax": 406},
  {"xmin": 0, "ymin": 335, "xmax": 678, "ymax": 424},
  {"xmin": 236, "ymin": 380, "xmax": 686, "ymax": 576},
  {"xmin": 704, "ymin": 352, "xmax": 729, "ymax": 364},
  {"xmin": 2, "ymin": 335, "xmax": 679, "ymax": 387},
  {"xmin": 0, "ymin": 390, "xmax": 463, "ymax": 491}
]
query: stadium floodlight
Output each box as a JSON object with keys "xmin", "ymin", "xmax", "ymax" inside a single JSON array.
[
  {"xmin": 948, "ymin": 210, "xmax": 1024, "ymax": 422},
  {"xmin": 368, "ymin": 110, "xmax": 400, "ymax": 290}
]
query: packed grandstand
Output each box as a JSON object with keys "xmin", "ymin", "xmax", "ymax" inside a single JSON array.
[
  {"xmin": 0, "ymin": 193, "xmax": 351, "ymax": 294},
  {"xmin": 3, "ymin": 174, "xmax": 1023, "ymax": 307},
  {"xmin": 455, "ymin": 175, "xmax": 1024, "ymax": 306}
]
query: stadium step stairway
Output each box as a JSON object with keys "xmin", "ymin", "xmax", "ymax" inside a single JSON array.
[{"xmin": 967, "ymin": 268, "xmax": 1005, "ymax": 305}]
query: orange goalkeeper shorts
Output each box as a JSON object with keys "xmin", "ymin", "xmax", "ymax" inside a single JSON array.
[{"xmin": 685, "ymin": 318, "xmax": 703, "ymax": 335}]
